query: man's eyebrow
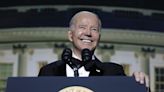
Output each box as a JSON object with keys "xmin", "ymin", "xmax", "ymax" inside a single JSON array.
[
  {"xmin": 91, "ymin": 26, "xmax": 99, "ymax": 28},
  {"xmin": 78, "ymin": 24, "xmax": 87, "ymax": 27}
]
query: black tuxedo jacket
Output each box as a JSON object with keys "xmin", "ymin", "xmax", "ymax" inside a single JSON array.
[{"xmin": 38, "ymin": 57, "xmax": 125, "ymax": 76}]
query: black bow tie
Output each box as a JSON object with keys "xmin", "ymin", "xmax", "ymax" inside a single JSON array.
[
  {"xmin": 68, "ymin": 57, "xmax": 83, "ymax": 69},
  {"xmin": 68, "ymin": 57, "xmax": 96, "ymax": 71}
]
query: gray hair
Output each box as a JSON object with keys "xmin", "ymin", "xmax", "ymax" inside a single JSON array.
[{"xmin": 69, "ymin": 11, "xmax": 102, "ymax": 31}]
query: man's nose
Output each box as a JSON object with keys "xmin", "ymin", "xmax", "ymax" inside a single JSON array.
[{"xmin": 85, "ymin": 29, "xmax": 92, "ymax": 36}]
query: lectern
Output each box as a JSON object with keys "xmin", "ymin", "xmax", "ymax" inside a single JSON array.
[{"xmin": 6, "ymin": 76, "xmax": 147, "ymax": 92}]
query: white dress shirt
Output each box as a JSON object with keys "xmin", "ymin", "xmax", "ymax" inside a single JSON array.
[{"xmin": 66, "ymin": 52, "xmax": 90, "ymax": 77}]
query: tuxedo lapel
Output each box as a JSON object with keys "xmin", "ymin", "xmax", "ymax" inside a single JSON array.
[
  {"xmin": 88, "ymin": 57, "xmax": 103, "ymax": 76},
  {"xmin": 89, "ymin": 68, "xmax": 103, "ymax": 76}
]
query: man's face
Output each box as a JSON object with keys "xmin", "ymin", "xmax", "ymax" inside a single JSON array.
[{"xmin": 68, "ymin": 13, "xmax": 100, "ymax": 53}]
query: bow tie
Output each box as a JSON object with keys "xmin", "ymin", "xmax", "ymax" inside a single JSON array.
[
  {"xmin": 69, "ymin": 57, "xmax": 84, "ymax": 69},
  {"xmin": 67, "ymin": 57, "xmax": 96, "ymax": 71}
]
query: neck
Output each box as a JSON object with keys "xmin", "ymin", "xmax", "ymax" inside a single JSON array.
[
  {"xmin": 72, "ymin": 48, "xmax": 95, "ymax": 61},
  {"xmin": 72, "ymin": 48, "xmax": 82, "ymax": 61}
]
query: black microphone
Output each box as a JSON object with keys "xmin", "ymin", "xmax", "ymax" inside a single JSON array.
[
  {"xmin": 82, "ymin": 49, "xmax": 95, "ymax": 71},
  {"xmin": 61, "ymin": 48, "xmax": 72, "ymax": 64},
  {"xmin": 61, "ymin": 48, "xmax": 79, "ymax": 77},
  {"xmin": 82, "ymin": 48, "xmax": 92, "ymax": 63}
]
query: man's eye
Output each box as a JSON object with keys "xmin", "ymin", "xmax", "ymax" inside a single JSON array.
[{"xmin": 91, "ymin": 28, "xmax": 98, "ymax": 31}]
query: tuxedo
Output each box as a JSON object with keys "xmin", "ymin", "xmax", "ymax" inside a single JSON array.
[{"xmin": 38, "ymin": 57, "xmax": 125, "ymax": 76}]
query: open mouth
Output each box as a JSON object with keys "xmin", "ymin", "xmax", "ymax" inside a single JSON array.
[
  {"xmin": 82, "ymin": 39, "xmax": 91, "ymax": 42},
  {"xmin": 81, "ymin": 39, "xmax": 92, "ymax": 43}
]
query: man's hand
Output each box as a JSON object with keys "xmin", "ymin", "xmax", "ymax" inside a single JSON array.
[{"xmin": 133, "ymin": 72, "xmax": 150, "ymax": 91}]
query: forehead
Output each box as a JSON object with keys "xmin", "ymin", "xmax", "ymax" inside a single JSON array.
[{"xmin": 74, "ymin": 13, "xmax": 99, "ymax": 26}]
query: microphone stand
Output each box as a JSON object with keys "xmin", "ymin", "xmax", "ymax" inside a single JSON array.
[{"xmin": 73, "ymin": 66, "xmax": 79, "ymax": 77}]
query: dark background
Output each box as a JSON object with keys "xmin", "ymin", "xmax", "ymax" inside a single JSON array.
[
  {"xmin": 0, "ymin": 0, "xmax": 164, "ymax": 32},
  {"xmin": 0, "ymin": 0, "xmax": 164, "ymax": 11}
]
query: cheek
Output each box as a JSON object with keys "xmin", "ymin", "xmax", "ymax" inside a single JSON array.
[
  {"xmin": 93, "ymin": 33, "xmax": 100, "ymax": 41},
  {"xmin": 76, "ymin": 30, "xmax": 82, "ymax": 35},
  {"xmin": 73, "ymin": 31, "xmax": 82, "ymax": 39}
]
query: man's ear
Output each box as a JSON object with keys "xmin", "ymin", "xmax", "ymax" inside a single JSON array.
[{"xmin": 68, "ymin": 31, "xmax": 73, "ymax": 42}]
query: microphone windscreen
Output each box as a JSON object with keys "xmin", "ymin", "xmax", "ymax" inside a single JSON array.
[
  {"xmin": 82, "ymin": 48, "xmax": 92, "ymax": 63},
  {"xmin": 61, "ymin": 48, "xmax": 72, "ymax": 63}
]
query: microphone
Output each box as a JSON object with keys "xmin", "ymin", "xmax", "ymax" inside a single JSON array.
[
  {"xmin": 81, "ymin": 49, "xmax": 95, "ymax": 71},
  {"xmin": 61, "ymin": 48, "xmax": 72, "ymax": 64},
  {"xmin": 61, "ymin": 48, "xmax": 79, "ymax": 77},
  {"xmin": 82, "ymin": 48, "xmax": 92, "ymax": 63}
]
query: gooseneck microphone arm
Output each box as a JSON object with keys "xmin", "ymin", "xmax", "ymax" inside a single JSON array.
[
  {"xmin": 73, "ymin": 66, "xmax": 79, "ymax": 77},
  {"xmin": 61, "ymin": 48, "xmax": 79, "ymax": 77}
]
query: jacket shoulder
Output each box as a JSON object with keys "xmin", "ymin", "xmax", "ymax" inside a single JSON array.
[
  {"xmin": 38, "ymin": 60, "xmax": 64, "ymax": 76},
  {"xmin": 101, "ymin": 62, "xmax": 126, "ymax": 76}
]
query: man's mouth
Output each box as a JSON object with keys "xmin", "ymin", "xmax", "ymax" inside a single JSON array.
[
  {"xmin": 81, "ymin": 39, "xmax": 92, "ymax": 43},
  {"xmin": 80, "ymin": 38, "xmax": 93, "ymax": 43}
]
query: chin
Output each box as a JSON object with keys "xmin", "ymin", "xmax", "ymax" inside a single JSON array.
[{"xmin": 81, "ymin": 47, "xmax": 94, "ymax": 51}]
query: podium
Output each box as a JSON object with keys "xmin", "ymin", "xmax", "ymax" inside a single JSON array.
[{"xmin": 6, "ymin": 76, "xmax": 147, "ymax": 92}]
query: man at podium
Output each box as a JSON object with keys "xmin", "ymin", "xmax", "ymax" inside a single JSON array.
[{"xmin": 38, "ymin": 11, "xmax": 149, "ymax": 91}]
